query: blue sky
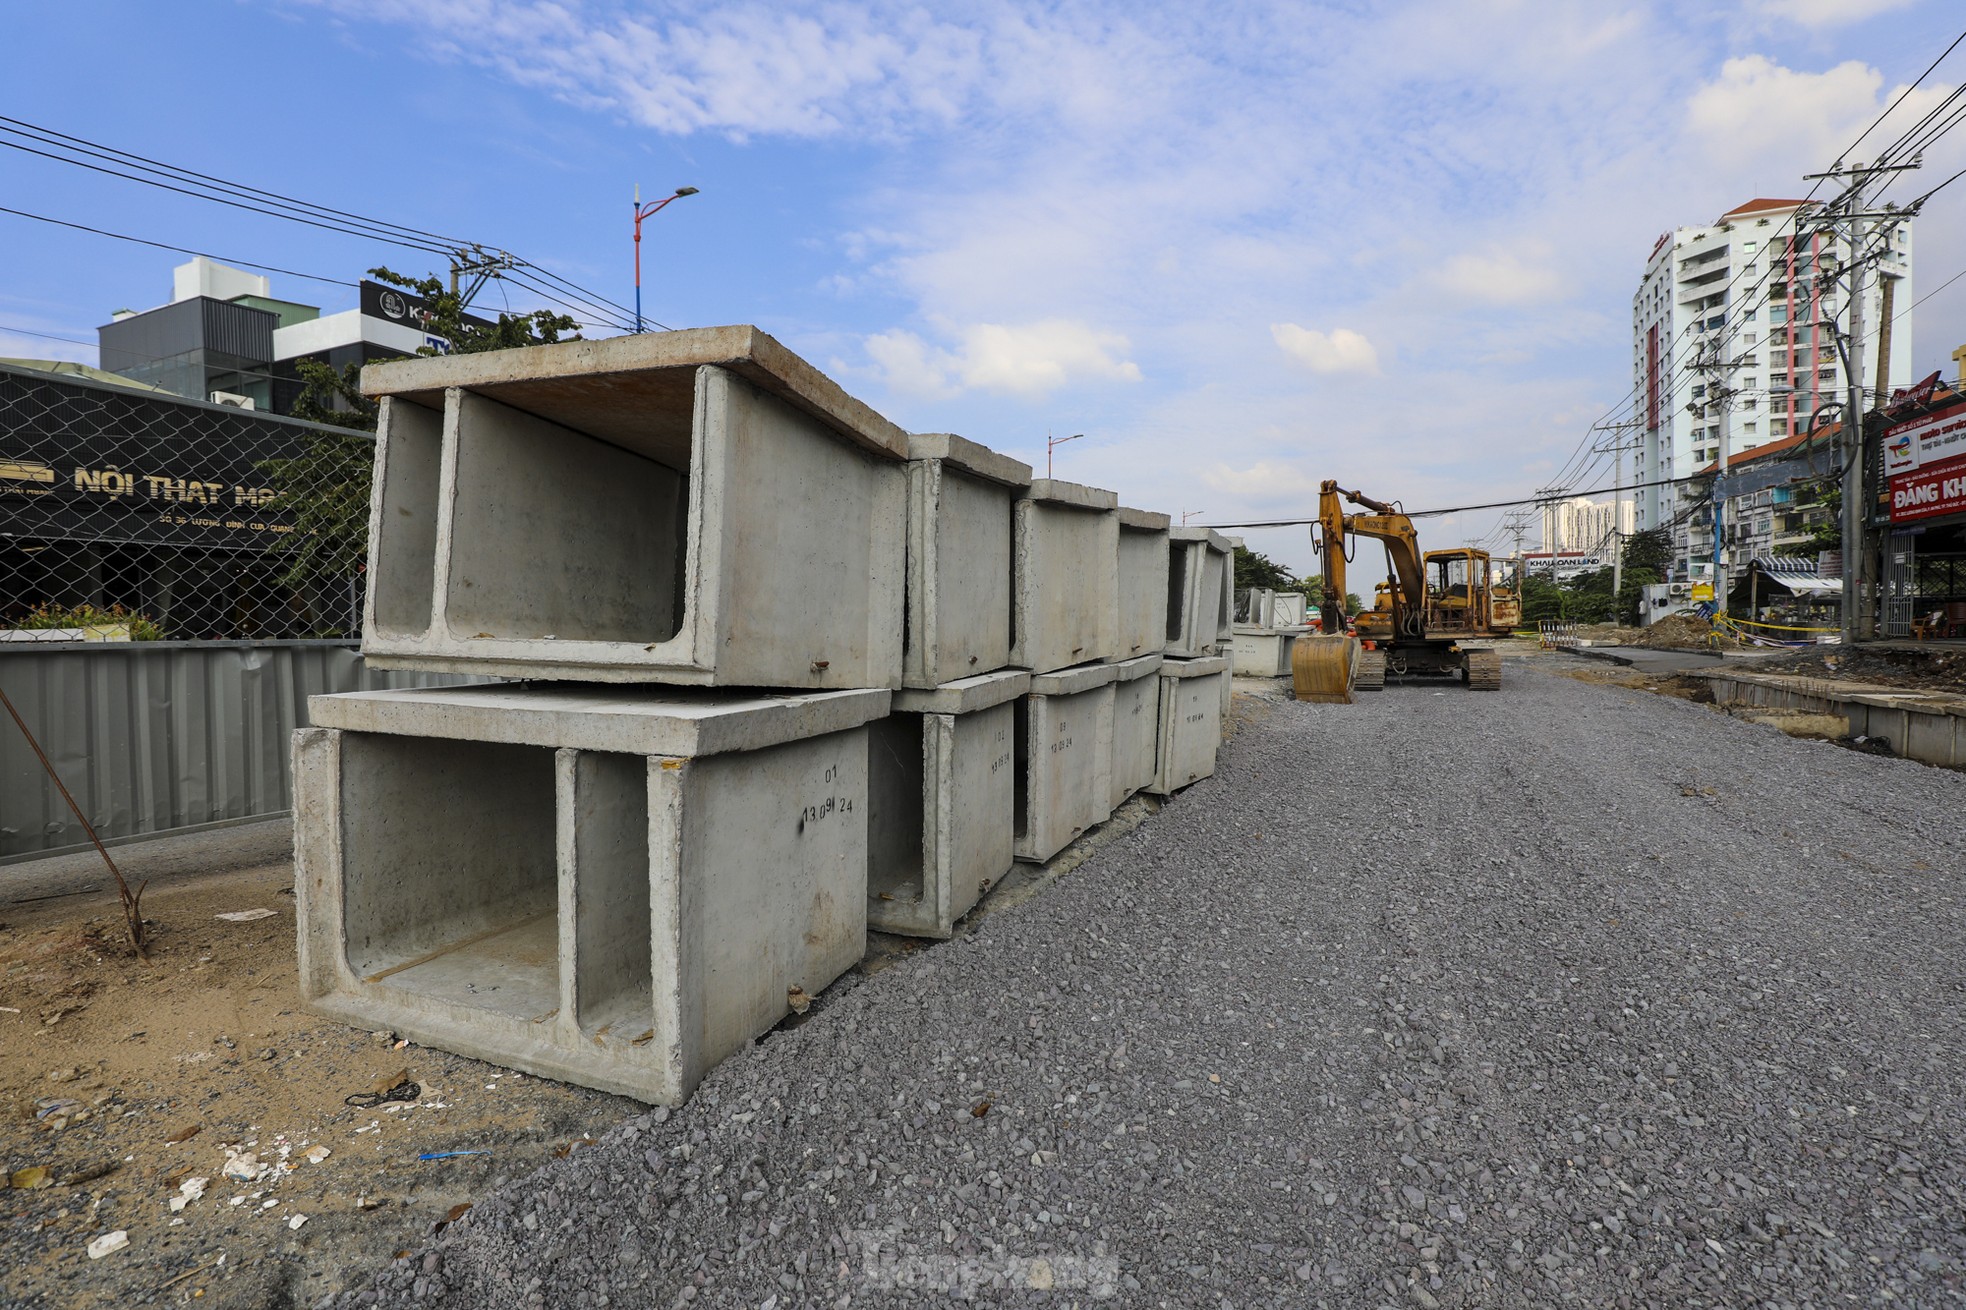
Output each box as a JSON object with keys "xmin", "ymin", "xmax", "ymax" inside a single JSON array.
[{"xmin": 4, "ymin": 0, "xmax": 1964, "ymax": 571}]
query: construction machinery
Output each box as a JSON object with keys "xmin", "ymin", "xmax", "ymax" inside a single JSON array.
[{"xmin": 1291, "ymin": 480, "xmax": 1506, "ymax": 701}]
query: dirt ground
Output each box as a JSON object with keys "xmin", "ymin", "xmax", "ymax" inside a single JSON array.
[
  {"xmin": 0, "ymin": 863, "xmax": 638, "ymax": 1310},
  {"xmin": 1545, "ymin": 663, "xmax": 1718, "ymax": 703},
  {"xmin": 1748, "ymin": 643, "xmax": 1966, "ymax": 694},
  {"xmin": 0, "ymin": 691, "xmax": 1288, "ymax": 1310}
]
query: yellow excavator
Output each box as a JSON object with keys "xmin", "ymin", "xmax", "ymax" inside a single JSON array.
[{"xmin": 1292, "ymin": 480, "xmax": 1507, "ymax": 702}]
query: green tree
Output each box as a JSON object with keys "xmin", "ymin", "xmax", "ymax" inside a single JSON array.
[
  {"xmin": 1233, "ymin": 545, "xmax": 1297, "ymax": 592},
  {"xmin": 259, "ymin": 268, "xmax": 584, "ymax": 618}
]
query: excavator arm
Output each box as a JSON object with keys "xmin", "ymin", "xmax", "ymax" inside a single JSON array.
[{"xmin": 1315, "ymin": 481, "xmax": 1424, "ymax": 640}]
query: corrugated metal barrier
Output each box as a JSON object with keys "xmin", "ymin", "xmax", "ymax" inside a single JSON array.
[{"xmin": 0, "ymin": 641, "xmax": 465, "ymax": 862}]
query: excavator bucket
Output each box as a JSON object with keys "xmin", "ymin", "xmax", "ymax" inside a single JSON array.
[{"xmin": 1291, "ymin": 633, "xmax": 1360, "ymax": 704}]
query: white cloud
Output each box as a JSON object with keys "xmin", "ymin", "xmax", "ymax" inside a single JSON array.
[
  {"xmin": 1750, "ymin": 0, "xmax": 1919, "ymax": 28},
  {"xmin": 1202, "ymin": 461, "xmax": 1323, "ymax": 502},
  {"xmin": 1435, "ymin": 245, "xmax": 1566, "ymax": 306},
  {"xmin": 1684, "ymin": 55, "xmax": 1949, "ymax": 175},
  {"xmin": 1271, "ymin": 324, "xmax": 1380, "ymax": 376},
  {"xmin": 287, "ymin": 3, "xmax": 1966, "ymax": 577},
  {"xmin": 293, "ymin": 0, "xmax": 1107, "ymax": 140},
  {"xmin": 867, "ymin": 320, "xmax": 1141, "ymax": 399}
]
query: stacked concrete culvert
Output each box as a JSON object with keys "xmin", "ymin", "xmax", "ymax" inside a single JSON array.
[{"xmin": 294, "ymin": 326, "xmax": 1233, "ymax": 1106}]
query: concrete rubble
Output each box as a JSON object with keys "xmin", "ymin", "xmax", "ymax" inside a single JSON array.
[{"xmin": 292, "ymin": 326, "xmax": 1235, "ymax": 1106}]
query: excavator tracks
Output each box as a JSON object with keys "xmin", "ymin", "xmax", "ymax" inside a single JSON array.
[
  {"xmin": 1355, "ymin": 651, "xmax": 1387, "ymax": 690},
  {"xmin": 1463, "ymin": 648, "xmax": 1502, "ymax": 691}
]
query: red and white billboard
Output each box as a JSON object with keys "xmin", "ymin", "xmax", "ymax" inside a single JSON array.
[
  {"xmin": 1882, "ymin": 403, "xmax": 1966, "ymax": 476},
  {"xmin": 1890, "ymin": 452, "xmax": 1966, "ymax": 523}
]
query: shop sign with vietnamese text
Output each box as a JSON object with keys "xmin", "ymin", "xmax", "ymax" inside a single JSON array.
[{"xmin": 1889, "ymin": 451, "xmax": 1966, "ymax": 523}]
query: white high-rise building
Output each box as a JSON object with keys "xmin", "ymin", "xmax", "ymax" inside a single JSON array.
[
  {"xmin": 1631, "ymin": 198, "xmax": 1913, "ymax": 580},
  {"xmin": 1549, "ymin": 495, "xmax": 1634, "ymax": 553}
]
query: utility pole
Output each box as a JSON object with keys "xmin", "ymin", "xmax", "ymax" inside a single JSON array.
[
  {"xmin": 447, "ymin": 244, "xmax": 518, "ymax": 309},
  {"xmin": 1592, "ymin": 417, "xmax": 1642, "ymax": 595},
  {"xmin": 1535, "ymin": 485, "xmax": 1568, "ymax": 585},
  {"xmin": 1843, "ymin": 249, "xmax": 1867, "ymax": 642},
  {"xmin": 1502, "ymin": 509, "xmax": 1532, "ymax": 581},
  {"xmin": 1803, "ymin": 158, "xmax": 1920, "ymax": 644}
]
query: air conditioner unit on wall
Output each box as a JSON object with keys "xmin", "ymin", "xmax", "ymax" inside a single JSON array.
[{"xmin": 209, "ymin": 391, "xmax": 256, "ymax": 410}]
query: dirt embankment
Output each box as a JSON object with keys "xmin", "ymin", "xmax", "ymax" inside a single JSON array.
[
  {"xmin": 1622, "ymin": 612, "xmax": 1737, "ymax": 651},
  {"xmin": 1750, "ymin": 645, "xmax": 1966, "ymax": 694}
]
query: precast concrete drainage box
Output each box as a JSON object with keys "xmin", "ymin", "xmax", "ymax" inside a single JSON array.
[
  {"xmin": 1168, "ymin": 527, "xmax": 1232, "ymax": 657},
  {"xmin": 1149, "ymin": 655, "xmax": 1227, "ymax": 795},
  {"xmin": 867, "ymin": 669, "xmax": 1029, "ymax": 939},
  {"xmin": 1011, "ymin": 479, "xmax": 1120, "ymax": 675},
  {"xmin": 1013, "ymin": 661, "xmax": 1118, "ymax": 865},
  {"xmin": 292, "ymin": 682, "xmax": 888, "ymax": 1105},
  {"xmin": 1107, "ymin": 653, "xmax": 1163, "ymax": 809},
  {"xmin": 358, "ymin": 326, "xmax": 907, "ymax": 689},
  {"xmin": 902, "ymin": 434, "xmax": 1032, "ymax": 689},
  {"xmin": 1115, "ymin": 507, "xmax": 1171, "ymax": 662},
  {"xmin": 1230, "ymin": 627, "xmax": 1294, "ymax": 678}
]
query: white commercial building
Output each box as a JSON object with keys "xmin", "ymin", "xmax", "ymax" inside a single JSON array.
[{"xmin": 1630, "ymin": 198, "xmax": 1913, "ymax": 580}]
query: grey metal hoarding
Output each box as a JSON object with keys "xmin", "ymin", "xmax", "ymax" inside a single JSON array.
[{"xmin": 0, "ymin": 641, "xmax": 466, "ymax": 861}]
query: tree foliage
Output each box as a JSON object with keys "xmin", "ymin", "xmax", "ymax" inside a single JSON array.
[
  {"xmin": 1515, "ymin": 528, "xmax": 1673, "ymax": 626},
  {"xmin": 1233, "ymin": 545, "xmax": 1297, "ymax": 592},
  {"xmin": 259, "ymin": 268, "xmax": 584, "ymax": 601}
]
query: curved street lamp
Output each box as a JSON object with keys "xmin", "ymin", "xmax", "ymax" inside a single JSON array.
[
  {"xmin": 634, "ymin": 185, "xmax": 699, "ymax": 332},
  {"xmin": 1047, "ymin": 431, "xmax": 1083, "ymax": 479}
]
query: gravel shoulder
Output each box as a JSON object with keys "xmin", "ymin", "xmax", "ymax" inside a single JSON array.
[{"xmin": 333, "ymin": 663, "xmax": 1966, "ymax": 1308}]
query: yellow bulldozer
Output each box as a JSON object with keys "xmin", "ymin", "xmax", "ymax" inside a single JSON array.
[{"xmin": 1292, "ymin": 480, "xmax": 1512, "ymax": 701}]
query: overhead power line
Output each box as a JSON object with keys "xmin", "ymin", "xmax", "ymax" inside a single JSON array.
[
  {"xmin": 0, "ymin": 205, "xmax": 357, "ymax": 289},
  {"xmin": 0, "ymin": 116, "xmax": 656, "ymax": 333},
  {"xmin": 1201, "ymin": 471, "xmax": 1711, "ymax": 530},
  {"xmin": 0, "ymin": 115, "xmax": 469, "ymax": 251}
]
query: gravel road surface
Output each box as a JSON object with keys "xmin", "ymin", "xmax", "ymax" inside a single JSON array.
[{"xmin": 334, "ymin": 664, "xmax": 1966, "ymax": 1308}]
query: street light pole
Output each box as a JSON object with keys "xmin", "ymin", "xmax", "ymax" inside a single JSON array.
[
  {"xmin": 1046, "ymin": 431, "xmax": 1083, "ymax": 480},
  {"xmin": 633, "ymin": 185, "xmax": 699, "ymax": 333}
]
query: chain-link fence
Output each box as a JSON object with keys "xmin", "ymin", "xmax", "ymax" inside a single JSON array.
[{"xmin": 0, "ymin": 361, "xmax": 372, "ymax": 641}]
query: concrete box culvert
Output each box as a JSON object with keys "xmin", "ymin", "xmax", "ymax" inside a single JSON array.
[
  {"xmin": 1115, "ymin": 507, "xmax": 1171, "ymax": 662},
  {"xmin": 293, "ymin": 682, "xmax": 889, "ymax": 1105},
  {"xmin": 1013, "ymin": 662, "xmax": 1118, "ymax": 865},
  {"xmin": 1163, "ymin": 533, "xmax": 1209, "ymax": 657},
  {"xmin": 1011, "ymin": 479, "xmax": 1120, "ymax": 675},
  {"xmin": 867, "ymin": 669, "xmax": 1029, "ymax": 939},
  {"xmin": 1149, "ymin": 655, "xmax": 1227, "ymax": 795},
  {"xmin": 1230, "ymin": 627, "xmax": 1290, "ymax": 677},
  {"xmin": 902, "ymin": 434, "xmax": 1032, "ymax": 689},
  {"xmin": 358, "ymin": 326, "xmax": 907, "ymax": 689},
  {"xmin": 1107, "ymin": 654, "xmax": 1164, "ymax": 809},
  {"xmin": 1229, "ymin": 626, "xmax": 1313, "ymax": 677},
  {"xmin": 1169, "ymin": 527, "xmax": 1233, "ymax": 656}
]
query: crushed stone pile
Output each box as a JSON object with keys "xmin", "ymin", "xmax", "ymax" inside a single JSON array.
[{"xmin": 324, "ymin": 668, "xmax": 1966, "ymax": 1310}]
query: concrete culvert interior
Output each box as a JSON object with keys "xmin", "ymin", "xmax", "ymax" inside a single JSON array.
[
  {"xmin": 568, "ymin": 751, "xmax": 653, "ymax": 1040},
  {"xmin": 368, "ymin": 399, "xmax": 443, "ymax": 638},
  {"xmin": 443, "ymin": 387, "xmax": 689, "ymax": 646},
  {"xmin": 865, "ymin": 714, "xmax": 927, "ymax": 907},
  {"xmin": 338, "ymin": 733, "xmax": 560, "ymax": 1021}
]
